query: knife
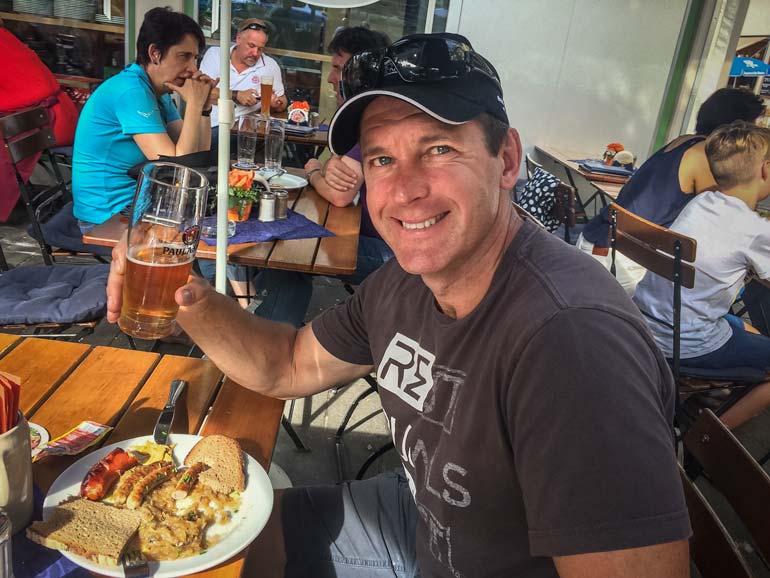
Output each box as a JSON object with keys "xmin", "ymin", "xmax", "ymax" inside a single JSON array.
[{"xmin": 153, "ymin": 379, "xmax": 187, "ymax": 445}]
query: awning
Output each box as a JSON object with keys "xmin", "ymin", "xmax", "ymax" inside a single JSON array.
[{"xmin": 729, "ymin": 57, "xmax": 770, "ymax": 77}]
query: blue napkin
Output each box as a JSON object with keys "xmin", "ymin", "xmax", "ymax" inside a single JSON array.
[
  {"xmin": 200, "ymin": 209, "xmax": 334, "ymax": 246},
  {"xmin": 13, "ymin": 486, "xmax": 90, "ymax": 578}
]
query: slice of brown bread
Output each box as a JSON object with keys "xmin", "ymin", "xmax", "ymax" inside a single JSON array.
[
  {"xmin": 184, "ymin": 434, "xmax": 245, "ymax": 493},
  {"xmin": 26, "ymin": 497, "xmax": 142, "ymax": 566}
]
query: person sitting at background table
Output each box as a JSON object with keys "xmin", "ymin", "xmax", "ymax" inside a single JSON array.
[
  {"xmin": 304, "ymin": 26, "xmax": 393, "ymax": 284},
  {"xmin": 576, "ymin": 87, "xmax": 765, "ymax": 295},
  {"xmin": 0, "ymin": 20, "xmax": 79, "ymax": 223},
  {"xmin": 634, "ymin": 120, "xmax": 770, "ymax": 430},
  {"xmin": 200, "ymin": 17, "xmax": 288, "ymax": 148},
  {"xmin": 107, "ymin": 32, "xmax": 690, "ymax": 578},
  {"xmin": 71, "ymin": 7, "xmax": 216, "ymax": 233}
]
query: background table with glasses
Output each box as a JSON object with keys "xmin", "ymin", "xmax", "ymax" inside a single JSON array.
[
  {"xmin": 534, "ymin": 145, "xmax": 625, "ymax": 204},
  {"xmin": 83, "ymin": 176, "xmax": 361, "ymax": 276},
  {"xmin": 0, "ymin": 333, "xmax": 283, "ymax": 578}
]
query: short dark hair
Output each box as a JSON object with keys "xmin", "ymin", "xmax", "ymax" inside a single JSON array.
[
  {"xmin": 695, "ymin": 87, "xmax": 765, "ymax": 135},
  {"xmin": 135, "ymin": 7, "xmax": 205, "ymax": 66},
  {"xmin": 476, "ymin": 113, "xmax": 509, "ymax": 156},
  {"xmin": 327, "ymin": 26, "xmax": 390, "ymax": 56}
]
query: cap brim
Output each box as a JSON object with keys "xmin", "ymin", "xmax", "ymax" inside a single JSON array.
[{"xmin": 328, "ymin": 84, "xmax": 485, "ymax": 156}]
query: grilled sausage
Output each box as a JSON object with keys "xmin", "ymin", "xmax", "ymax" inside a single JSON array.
[
  {"xmin": 172, "ymin": 462, "xmax": 207, "ymax": 500},
  {"xmin": 112, "ymin": 461, "xmax": 169, "ymax": 507},
  {"xmin": 126, "ymin": 463, "xmax": 175, "ymax": 510},
  {"xmin": 80, "ymin": 448, "xmax": 139, "ymax": 501}
]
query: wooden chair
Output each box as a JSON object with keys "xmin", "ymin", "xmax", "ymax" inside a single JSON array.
[
  {"xmin": 684, "ymin": 409, "xmax": 770, "ymax": 570},
  {"xmin": 0, "ymin": 107, "xmax": 110, "ymax": 265},
  {"xmin": 608, "ymin": 203, "xmax": 765, "ymax": 416},
  {"xmin": 679, "ymin": 464, "xmax": 755, "ymax": 578}
]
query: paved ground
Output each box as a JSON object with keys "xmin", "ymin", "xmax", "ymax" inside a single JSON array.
[{"xmin": 3, "ymin": 200, "xmax": 770, "ymax": 575}]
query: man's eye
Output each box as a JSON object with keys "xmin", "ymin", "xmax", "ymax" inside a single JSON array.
[
  {"xmin": 431, "ymin": 145, "xmax": 452, "ymax": 155},
  {"xmin": 372, "ymin": 156, "xmax": 392, "ymax": 167}
]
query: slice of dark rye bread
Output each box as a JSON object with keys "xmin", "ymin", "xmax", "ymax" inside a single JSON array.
[
  {"xmin": 184, "ymin": 434, "xmax": 245, "ymax": 494},
  {"xmin": 26, "ymin": 497, "xmax": 143, "ymax": 566}
]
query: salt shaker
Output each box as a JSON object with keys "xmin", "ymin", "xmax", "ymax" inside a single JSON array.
[
  {"xmin": 259, "ymin": 191, "xmax": 276, "ymax": 222},
  {"xmin": 0, "ymin": 510, "xmax": 13, "ymax": 578},
  {"xmin": 274, "ymin": 190, "xmax": 288, "ymax": 220}
]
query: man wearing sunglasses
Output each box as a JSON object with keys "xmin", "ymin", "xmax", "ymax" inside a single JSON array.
[
  {"xmin": 199, "ymin": 18, "xmax": 287, "ymax": 134},
  {"xmin": 107, "ymin": 33, "xmax": 690, "ymax": 578}
]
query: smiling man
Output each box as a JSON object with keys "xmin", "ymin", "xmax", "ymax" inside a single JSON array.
[{"xmin": 106, "ymin": 33, "xmax": 691, "ymax": 578}]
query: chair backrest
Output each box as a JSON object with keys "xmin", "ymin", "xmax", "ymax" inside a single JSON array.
[
  {"xmin": 0, "ymin": 107, "xmax": 70, "ymax": 265},
  {"xmin": 684, "ymin": 409, "xmax": 770, "ymax": 564},
  {"xmin": 679, "ymin": 464, "xmax": 754, "ymax": 578},
  {"xmin": 0, "ymin": 107, "xmax": 56, "ymax": 163},
  {"xmin": 525, "ymin": 153, "xmax": 543, "ymax": 181},
  {"xmin": 608, "ymin": 202, "xmax": 697, "ymax": 380}
]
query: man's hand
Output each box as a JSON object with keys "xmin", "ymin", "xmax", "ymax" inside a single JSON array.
[
  {"xmin": 324, "ymin": 156, "xmax": 358, "ymax": 192},
  {"xmin": 237, "ymin": 90, "xmax": 259, "ymax": 107},
  {"xmin": 106, "ymin": 232, "xmax": 213, "ymax": 324},
  {"xmin": 106, "ymin": 234, "xmax": 128, "ymax": 324},
  {"xmin": 271, "ymin": 93, "xmax": 288, "ymax": 112}
]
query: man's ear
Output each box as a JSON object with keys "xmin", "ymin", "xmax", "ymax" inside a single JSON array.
[{"xmin": 500, "ymin": 128, "xmax": 522, "ymax": 191}]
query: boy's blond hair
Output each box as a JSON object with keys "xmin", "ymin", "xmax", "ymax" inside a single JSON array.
[{"xmin": 705, "ymin": 120, "xmax": 770, "ymax": 189}]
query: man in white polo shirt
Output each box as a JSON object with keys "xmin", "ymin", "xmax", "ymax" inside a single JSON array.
[{"xmin": 200, "ymin": 18, "xmax": 288, "ymax": 132}]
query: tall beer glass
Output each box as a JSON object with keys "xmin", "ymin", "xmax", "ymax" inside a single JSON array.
[
  {"xmin": 260, "ymin": 74, "xmax": 273, "ymax": 117},
  {"xmin": 237, "ymin": 114, "xmax": 259, "ymax": 169},
  {"xmin": 119, "ymin": 162, "xmax": 209, "ymax": 340}
]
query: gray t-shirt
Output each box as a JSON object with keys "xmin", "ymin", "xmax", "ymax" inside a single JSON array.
[{"xmin": 313, "ymin": 218, "xmax": 691, "ymax": 578}]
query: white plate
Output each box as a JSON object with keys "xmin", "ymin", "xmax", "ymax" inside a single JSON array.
[
  {"xmin": 28, "ymin": 421, "xmax": 49, "ymax": 458},
  {"xmin": 258, "ymin": 171, "xmax": 308, "ymax": 191},
  {"xmin": 44, "ymin": 434, "xmax": 273, "ymax": 577}
]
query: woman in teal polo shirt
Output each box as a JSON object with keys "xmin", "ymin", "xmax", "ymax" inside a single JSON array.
[{"xmin": 73, "ymin": 7, "xmax": 216, "ymax": 231}]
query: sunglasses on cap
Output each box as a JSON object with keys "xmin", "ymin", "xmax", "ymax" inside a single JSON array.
[
  {"xmin": 340, "ymin": 34, "xmax": 501, "ymax": 101},
  {"xmin": 239, "ymin": 20, "xmax": 268, "ymax": 33}
]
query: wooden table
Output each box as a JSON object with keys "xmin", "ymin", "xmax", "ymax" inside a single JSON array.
[
  {"xmin": 231, "ymin": 112, "xmax": 329, "ymax": 149},
  {"xmin": 0, "ymin": 333, "xmax": 283, "ymax": 578},
  {"xmin": 534, "ymin": 145, "xmax": 626, "ymax": 203},
  {"xmin": 84, "ymin": 182, "xmax": 361, "ymax": 276}
]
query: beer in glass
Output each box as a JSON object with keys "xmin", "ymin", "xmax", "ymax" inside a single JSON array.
[
  {"xmin": 119, "ymin": 162, "xmax": 208, "ymax": 340},
  {"xmin": 260, "ymin": 74, "xmax": 273, "ymax": 117}
]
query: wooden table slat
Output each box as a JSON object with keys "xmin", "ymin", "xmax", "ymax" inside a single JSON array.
[
  {"xmin": 0, "ymin": 333, "xmax": 21, "ymax": 358},
  {"xmin": 314, "ymin": 203, "xmax": 361, "ymax": 275},
  {"xmin": 200, "ymin": 378, "xmax": 284, "ymax": 471},
  {"xmin": 0, "ymin": 339, "xmax": 90, "ymax": 416},
  {"xmin": 108, "ymin": 355, "xmax": 224, "ymax": 443},
  {"xmin": 266, "ymin": 187, "xmax": 329, "ymax": 272}
]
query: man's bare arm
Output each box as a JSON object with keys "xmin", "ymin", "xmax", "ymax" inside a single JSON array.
[
  {"xmin": 554, "ymin": 540, "xmax": 690, "ymax": 578},
  {"xmin": 106, "ymin": 240, "xmax": 370, "ymax": 399}
]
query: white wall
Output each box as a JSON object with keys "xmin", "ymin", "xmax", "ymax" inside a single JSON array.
[
  {"xmin": 451, "ymin": 0, "xmax": 688, "ymax": 164},
  {"xmin": 743, "ymin": 0, "xmax": 770, "ymax": 35}
]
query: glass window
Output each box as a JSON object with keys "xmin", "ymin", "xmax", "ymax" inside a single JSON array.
[{"xmin": 199, "ymin": 0, "xmax": 450, "ymax": 115}]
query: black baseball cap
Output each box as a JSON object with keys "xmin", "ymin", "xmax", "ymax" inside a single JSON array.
[{"xmin": 328, "ymin": 33, "xmax": 509, "ymax": 156}]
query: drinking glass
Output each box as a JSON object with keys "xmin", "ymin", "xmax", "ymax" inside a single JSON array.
[
  {"xmin": 119, "ymin": 162, "xmax": 209, "ymax": 340},
  {"xmin": 260, "ymin": 74, "xmax": 273, "ymax": 117},
  {"xmin": 258, "ymin": 116, "xmax": 285, "ymax": 174},
  {"xmin": 237, "ymin": 115, "xmax": 260, "ymax": 169}
]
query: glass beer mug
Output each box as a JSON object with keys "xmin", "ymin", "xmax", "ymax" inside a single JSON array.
[{"xmin": 118, "ymin": 162, "xmax": 209, "ymax": 340}]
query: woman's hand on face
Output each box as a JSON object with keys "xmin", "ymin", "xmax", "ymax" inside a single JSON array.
[{"xmin": 165, "ymin": 72, "xmax": 215, "ymax": 108}]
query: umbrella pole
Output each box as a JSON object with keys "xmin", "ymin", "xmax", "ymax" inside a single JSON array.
[{"xmin": 215, "ymin": 0, "xmax": 233, "ymax": 295}]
